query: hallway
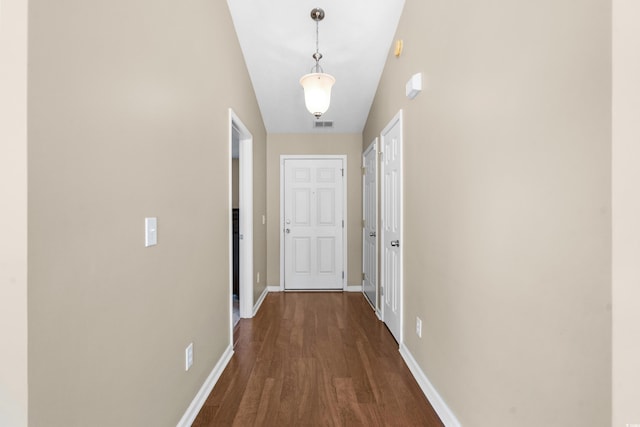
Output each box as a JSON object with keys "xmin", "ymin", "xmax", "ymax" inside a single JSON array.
[{"xmin": 193, "ymin": 292, "xmax": 443, "ymax": 426}]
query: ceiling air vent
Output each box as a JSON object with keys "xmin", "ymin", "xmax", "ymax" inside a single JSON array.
[{"xmin": 313, "ymin": 120, "xmax": 334, "ymax": 129}]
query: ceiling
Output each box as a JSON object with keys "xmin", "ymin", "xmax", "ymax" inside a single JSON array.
[{"xmin": 227, "ymin": 0, "xmax": 405, "ymax": 134}]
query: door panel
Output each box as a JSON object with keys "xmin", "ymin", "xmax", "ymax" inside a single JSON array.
[
  {"xmin": 317, "ymin": 237, "xmax": 336, "ymax": 273},
  {"xmin": 381, "ymin": 112, "xmax": 402, "ymax": 343},
  {"xmin": 284, "ymin": 158, "xmax": 344, "ymax": 290},
  {"xmin": 293, "ymin": 237, "xmax": 311, "ymax": 273},
  {"xmin": 292, "ymin": 189, "xmax": 310, "ymax": 225},
  {"xmin": 317, "ymin": 189, "xmax": 336, "ymax": 225}
]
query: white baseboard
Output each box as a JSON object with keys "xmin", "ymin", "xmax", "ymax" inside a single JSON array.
[
  {"xmin": 269, "ymin": 285, "xmax": 361, "ymax": 292},
  {"xmin": 375, "ymin": 309, "xmax": 382, "ymax": 320},
  {"xmin": 253, "ymin": 286, "xmax": 268, "ymax": 316},
  {"xmin": 176, "ymin": 345, "xmax": 234, "ymax": 427},
  {"xmin": 399, "ymin": 344, "xmax": 461, "ymax": 427},
  {"xmin": 364, "ymin": 293, "xmax": 376, "ymax": 311}
]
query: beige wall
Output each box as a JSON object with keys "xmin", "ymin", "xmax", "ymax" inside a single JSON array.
[
  {"xmin": 27, "ymin": 1, "xmax": 266, "ymax": 426},
  {"xmin": 612, "ymin": 1, "xmax": 640, "ymax": 425},
  {"xmin": 0, "ymin": 0, "xmax": 29, "ymax": 426},
  {"xmin": 266, "ymin": 134, "xmax": 363, "ymax": 287},
  {"xmin": 364, "ymin": 0, "xmax": 611, "ymax": 426}
]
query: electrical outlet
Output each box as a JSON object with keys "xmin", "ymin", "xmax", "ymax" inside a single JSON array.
[
  {"xmin": 416, "ymin": 317, "xmax": 422, "ymax": 338},
  {"xmin": 185, "ymin": 343, "xmax": 193, "ymax": 371}
]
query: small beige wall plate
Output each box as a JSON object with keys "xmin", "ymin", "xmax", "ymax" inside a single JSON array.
[{"xmin": 394, "ymin": 39, "xmax": 403, "ymax": 57}]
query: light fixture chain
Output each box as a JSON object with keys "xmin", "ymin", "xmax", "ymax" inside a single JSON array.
[{"xmin": 315, "ymin": 18, "xmax": 320, "ymax": 73}]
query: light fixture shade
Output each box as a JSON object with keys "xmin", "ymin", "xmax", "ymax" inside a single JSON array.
[{"xmin": 300, "ymin": 72, "xmax": 335, "ymax": 118}]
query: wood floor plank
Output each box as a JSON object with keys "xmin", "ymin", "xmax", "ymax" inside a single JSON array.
[{"xmin": 192, "ymin": 292, "xmax": 444, "ymax": 426}]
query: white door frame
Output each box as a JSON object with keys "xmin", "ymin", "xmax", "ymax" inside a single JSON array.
[
  {"xmin": 279, "ymin": 155, "xmax": 348, "ymax": 291},
  {"xmin": 228, "ymin": 109, "xmax": 253, "ymax": 347},
  {"xmin": 362, "ymin": 138, "xmax": 379, "ymax": 315},
  {"xmin": 380, "ymin": 110, "xmax": 403, "ymax": 345}
]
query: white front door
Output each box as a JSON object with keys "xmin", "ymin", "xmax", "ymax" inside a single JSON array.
[
  {"xmin": 283, "ymin": 158, "xmax": 344, "ymax": 290},
  {"xmin": 381, "ymin": 111, "xmax": 403, "ymax": 343},
  {"xmin": 362, "ymin": 140, "xmax": 377, "ymax": 309}
]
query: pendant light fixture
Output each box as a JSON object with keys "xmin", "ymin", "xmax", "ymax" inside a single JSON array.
[{"xmin": 300, "ymin": 8, "xmax": 335, "ymax": 119}]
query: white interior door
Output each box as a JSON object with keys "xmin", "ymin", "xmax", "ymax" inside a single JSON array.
[
  {"xmin": 362, "ymin": 140, "xmax": 377, "ymax": 309},
  {"xmin": 381, "ymin": 111, "xmax": 403, "ymax": 343},
  {"xmin": 283, "ymin": 158, "xmax": 344, "ymax": 290}
]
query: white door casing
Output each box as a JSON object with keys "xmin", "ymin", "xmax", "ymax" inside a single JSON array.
[
  {"xmin": 362, "ymin": 139, "xmax": 378, "ymax": 310},
  {"xmin": 282, "ymin": 157, "xmax": 345, "ymax": 290},
  {"xmin": 381, "ymin": 111, "xmax": 403, "ymax": 344},
  {"xmin": 228, "ymin": 109, "xmax": 253, "ymax": 348}
]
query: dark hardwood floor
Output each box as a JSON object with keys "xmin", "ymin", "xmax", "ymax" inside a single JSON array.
[{"xmin": 193, "ymin": 292, "xmax": 443, "ymax": 426}]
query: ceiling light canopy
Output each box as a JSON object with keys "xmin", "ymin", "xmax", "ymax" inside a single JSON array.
[{"xmin": 300, "ymin": 8, "xmax": 335, "ymax": 119}]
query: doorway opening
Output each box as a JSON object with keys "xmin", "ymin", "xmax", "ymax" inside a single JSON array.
[
  {"xmin": 362, "ymin": 138, "xmax": 378, "ymax": 314},
  {"xmin": 229, "ymin": 109, "xmax": 253, "ymax": 346},
  {"xmin": 232, "ymin": 129, "xmax": 240, "ymax": 328}
]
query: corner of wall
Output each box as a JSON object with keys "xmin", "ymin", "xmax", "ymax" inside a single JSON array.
[
  {"xmin": 0, "ymin": 0, "xmax": 29, "ymax": 426},
  {"xmin": 612, "ymin": 0, "xmax": 640, "ymax": 425}
]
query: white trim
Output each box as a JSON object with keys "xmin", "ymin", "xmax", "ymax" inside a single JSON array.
[
  {"xmin": 252, "ymin": 287, "xmax": 269, "ymax": 316},
  {"xmin": 228, "ymin": 115, "xmax": 234, "ymax": 347},
  {"xmin": 380, "ymin": 110, "xmax": 404, "ymax": 345},
  {"xmin": 345, "ymin": 285, "xmax": 363, "ymax": 292},
  {"xmin": 176, "ymin": 345, "xmax": 234, "ymax": 427},
  {"xmin": 399, "ymin": 344, "xmax": 461, "ymax": 427},
  {"xmin": 279, "ymin": 155, "xmax": 348, "ymax": 291},
  {"xmin": 267, "ymin": 285, "xmax": 282, "ymax": 293},
  {"xmin": 279, "ymin": 161, "xmax": 285, "ymax": 291},
  {"xmin": 364, "ymin": 294, "xmax": 376, "ymax": 311},
  {"xmin": 240, "ymin": 133, "xmax": 254, "ymax": 318},
  {"xmin": 342, "ymin": 158, "xmax": 348, "ymax": 291}
]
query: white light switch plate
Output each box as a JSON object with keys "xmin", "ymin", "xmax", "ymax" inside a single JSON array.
[
  {"xmin": 145, "ymin": 217, "xmax": 157, "ymax": 247},
  {"xmin": 185, "ymin": 342, "xmax": 193, "ymax": 371}
]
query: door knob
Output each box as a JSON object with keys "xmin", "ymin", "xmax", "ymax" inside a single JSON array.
[
  {"xmin": 390, "ymin": 240, "xmax": 400, "ymax": 247},
  {"xmin": 369, "ymin": 232, "xmax": 376, "ymax": 237},
  {"xmin": 285, "ymin": 228, "xmax": 290, "ymax": 234}
]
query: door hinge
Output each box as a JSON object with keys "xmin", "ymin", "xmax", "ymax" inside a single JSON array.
[
  {"xmin": 380, "ymin": 286, "xmax": 384, "ymax": 296},
  {"xmin": 342, "ymin": 219, "xmax": 344, "ymax": 228},
  {"xmin": 362, "ymin": 219, "xmax": 365, "ymax": 228},
  {"xmin": 342, "ymin": 271, "xmax": 345, "ymax": 279},
  {"xmin": 362, "ymin": 272, "xmax": 365, "ymax": 281},
  {"xmin": 361, "ymin": 166, "xmax": 366, "ymax": 176},
  {"xmin": 341, "ymin": 168, "xmax": 344, "ymax": 177}
]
